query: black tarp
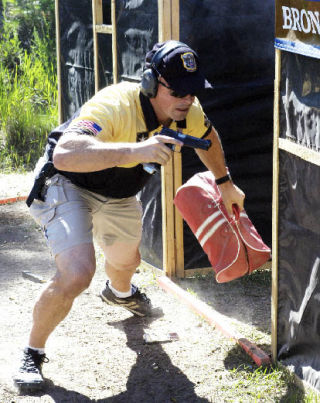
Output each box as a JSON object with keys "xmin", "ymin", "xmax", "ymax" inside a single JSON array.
[
  {"xmin": 58, "ymin": 0, "xmax": 95, "ymax": 121},
  {"xmin": 179, "ymin": 0, "xmax": 275, "ymax": 268},
  {"xmin": 57, "ymin": 0, "xmax": 274, "ymax": 270},
  {"xmin": 277, "ymin": 51, "xmax": 320, "ymax": 391},
  {"xmin": 58, "ymin": 0, "xmax": 113, "ymax": 121},
  {"xmin": 116, "ymin": 1, "xmax": 158, "ymax": 82}
]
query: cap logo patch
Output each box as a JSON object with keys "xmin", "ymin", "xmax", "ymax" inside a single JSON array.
[{"xmin": 181, "ymin": 52, "xmax": 197, "ymax": 72}]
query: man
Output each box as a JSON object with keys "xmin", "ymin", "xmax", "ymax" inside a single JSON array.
[{"xmin": 14, "ymin": 40, "xmax": 245, "ymax": 391}]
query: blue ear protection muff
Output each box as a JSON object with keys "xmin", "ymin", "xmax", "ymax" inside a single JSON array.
[{"xmin": 140, "ymin": 40, "xmax": 186, "ymax": 98}]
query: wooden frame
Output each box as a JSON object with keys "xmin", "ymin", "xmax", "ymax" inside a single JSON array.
[
  {"xmin": 57, "ymin": 0, "xmax": 261, "ymax": 280},
  {"xmin": 279, "ymin": 139, "xmax": 320, "ymax": 166},
  {"xmin": 158, "ymin": 0, "xmax": 183, "ymax": 278},
  {"xmin": 92, "ymin": 0, "xmax": 117, "ymax": 93},
  {"xmin": 271, "ymin": 48, "xmax": 281, "ymax": 361}
]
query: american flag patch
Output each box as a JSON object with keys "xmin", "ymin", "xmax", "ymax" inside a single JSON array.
[{"xmin": 71, "ymin": 120, "xmax": 102, "ymax": 136}]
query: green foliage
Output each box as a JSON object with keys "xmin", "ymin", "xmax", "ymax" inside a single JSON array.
[
  {"xmin": 2, "ymin": 0, "xmax": 55, "ymax": 61},
  {"xmin": 0, "ymin": 17, "xmax": 22, "ymax": 70},
  {"xmin": 0, "ymin": 0, "xmax": 58, "ymax": 171}
]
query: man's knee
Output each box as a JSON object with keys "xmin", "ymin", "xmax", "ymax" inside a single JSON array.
[
  {"xmin": 68, "ymin": 265, "xmax": 95, "ymax": 294},
  {"xmin": 55, "ymin": 247, "xmax": 96, "ymax": 297},
  {"xmin": 107, "ymin": 254, "xmax": 141, "ymax": 273}
]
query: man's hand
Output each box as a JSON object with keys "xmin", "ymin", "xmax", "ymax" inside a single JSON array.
[
  {"xmin": 218, "ymin": 181, "xmax": 245, "ymax": 217},
  {"xmin": 194, "ymin": 127, "xmax": 245, "ymax": 217},
  {"xmin": 133, "ymin": 135, "xmax": 183, "ymax": 166}
]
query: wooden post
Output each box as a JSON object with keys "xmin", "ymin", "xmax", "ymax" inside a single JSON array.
[
  {"xmin": 174, "ymin": 151, "xmax": 185, "ymax": 278},
  {"xmin": 158, "ymin": 0, "xmax": 181, "ymax": 278},
  {"xmin": 170, "ymin": 0, "xmax": 184, "ymax": 278},
  {"xmin": 111, "ymin": 0, "xmax": 117, "ymax": 84},
  {"xmin": 92, "ymin": 0, "xmax": 102, "ymax": 93},
  {"xmin": 271, "ymin": 48, "xmax": 281, "ymax": 362},
  {"xmin": 171, "ymin": 0, "xmax": 180, "ymax": 40},
  {"xmin": 158, "ymin": 0, "xmax": 175, "ymax": 277},
  {"xmin": 55, "ymin": 0, "xmax": 62, "ymax": 124},
  {"xmin": 92, "ymin": 0, "xmax": 118, "ymax": 89},
  {"xmin": 161, "ymin": 159, "xmax": 176, "ymax": 277}
]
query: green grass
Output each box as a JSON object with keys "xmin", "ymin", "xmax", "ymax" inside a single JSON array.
[
  {"xmin": 223, "ymin": 363, "xmax": 320, "ymax": 402},
  {"xmin": 0, "ymin": 53, "xmax": 58, "ymax": 170},
  {"xmin": 0, "ymin": 1, "xmax": 58, "ymax": 171}
]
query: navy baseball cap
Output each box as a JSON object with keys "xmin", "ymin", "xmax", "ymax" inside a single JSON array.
[{"xmin": 145, "ymin": 41, "xmax": 213, "ymax": 96}]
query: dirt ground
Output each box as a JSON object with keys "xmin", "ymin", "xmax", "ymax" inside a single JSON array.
[{"xmin": 0, "ymin": 173, "xmax": 272, "ymax": 402}]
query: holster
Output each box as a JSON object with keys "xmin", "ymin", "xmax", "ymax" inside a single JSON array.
[
  {"xmin": 26, "ymin": 162, "xmax": 57, "ymax": 207},
  {"xmin": 174, "ymin": 171, "xmax": 271, "ymax": 283}
]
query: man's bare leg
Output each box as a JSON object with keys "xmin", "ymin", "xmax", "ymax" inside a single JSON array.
[
  {"xmin": 14, "ymin": 243, "xmax": 96, "ymax": 391},
  {"xmin": 99, "ymin": 240, "xmax": 153, "ymax": 316},
  {"xmin": 102, "ymin": 240, "xmax": 141, "ymax": 292},
  {"xmin": 29, "ymin": 243, "xmax": 96, "ymax": 348}
]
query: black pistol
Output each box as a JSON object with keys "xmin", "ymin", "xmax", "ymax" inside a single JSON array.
[
  {"xmin": 143, "ymin": 127, "xmax": 212, "ymax": 174},
  {"xmin": 160, "ymin": 127, "xmax": 211, "ymax": 151}
]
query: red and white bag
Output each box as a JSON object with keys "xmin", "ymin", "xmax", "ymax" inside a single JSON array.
[{"xmin": 173, "ymin": 171, "xmax": 271, "ymax": 283}]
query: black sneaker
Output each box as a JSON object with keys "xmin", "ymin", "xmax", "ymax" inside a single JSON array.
[
  {"xmin": 13, "ymin": 348, "xmax": 49, "ymax": 392},
  {"xmin": 100, "ymin": 281, "xmax": 153, "ymax": 317}
]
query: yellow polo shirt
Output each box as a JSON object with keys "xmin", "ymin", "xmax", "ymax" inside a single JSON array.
[{"xmin": 66, "ymin": 81, "xmax": 211, "ymax": 168}]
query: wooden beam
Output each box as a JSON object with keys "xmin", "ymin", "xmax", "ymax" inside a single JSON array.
[
  {"xmin": 174, "ymin": 152, "xmax": 185, "ymax": 278},
  {"xmin": 161, "ymin": 159, "xmax": 176, "ymax": 277},
  {"xmin": 158, "ymin": 0, "xmax": 172, "ymax": 41},
  {"xmin": 171, "ymin": 0, "xmax": 180, "ymax": 40},
  {"xmin": 92, "ymin": 0, "xmax": 103, "ymax": 93},
  {"xmin": 158, "ymin": 0, "xmax": 179, "ymax": 40},
  {"xmin": 111, "ymin": 0, "xmax": 118, "ymax": 84},
  {"xmin": 279, "ymin": 138, "xmax": 320, "ymax": 166},
  {"xmin": 95, "ymin": 24, "xmax": 112, "ymax": 34},
  {"xmin": 171, "ymin": 0, "xmax": 183, "ymax": 276},
  {"xmin": 93, "ymin": 1, "xmax": 117, "ymax": 86},
  {"xmin": 158, "ymin": 0, "xmax": 175, "ymax": 276},
  {"xmin": 157, "ymin": 0, "xmax": 164, "ymax": 41},
  {"xmin": 55, "ymin": 0, "xmax": 62, "ymax": 124},
  {"xmin": 163, "ymin": 0, "xmax": 172, "ymax": 40},
  {"xmin": 93, "ymin": 0, "xmax": 103, "ymax": 24},
  {"xmin": 271, "ymin": 48, "xmax": 281, "ymax": 363},
  {"xmin": 158, "ymin": 0, "xmax": 183, "ymax": 277},
  {"xmin": 158, "ymin": 275, "xmax": 271, "ymax": 367}
]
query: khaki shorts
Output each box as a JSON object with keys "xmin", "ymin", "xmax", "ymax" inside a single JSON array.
[{"xmin": 29, "ymin": 174, "xmax": 143, "ymax": 256}]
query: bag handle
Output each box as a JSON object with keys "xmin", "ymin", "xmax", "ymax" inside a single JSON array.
[{"xmin": 232, "ymin": 204, "xmax": 240, "ymax": 221}]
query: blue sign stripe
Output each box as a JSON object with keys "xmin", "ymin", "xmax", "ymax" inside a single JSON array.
[{"xmin": 275, "ymin": 38, "xmax": 320, "ymax": 59}]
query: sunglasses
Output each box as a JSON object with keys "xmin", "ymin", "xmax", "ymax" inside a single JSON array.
[{"xmin": 158, "ymin": 81, "xmax": 195, "ymax": 98}]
